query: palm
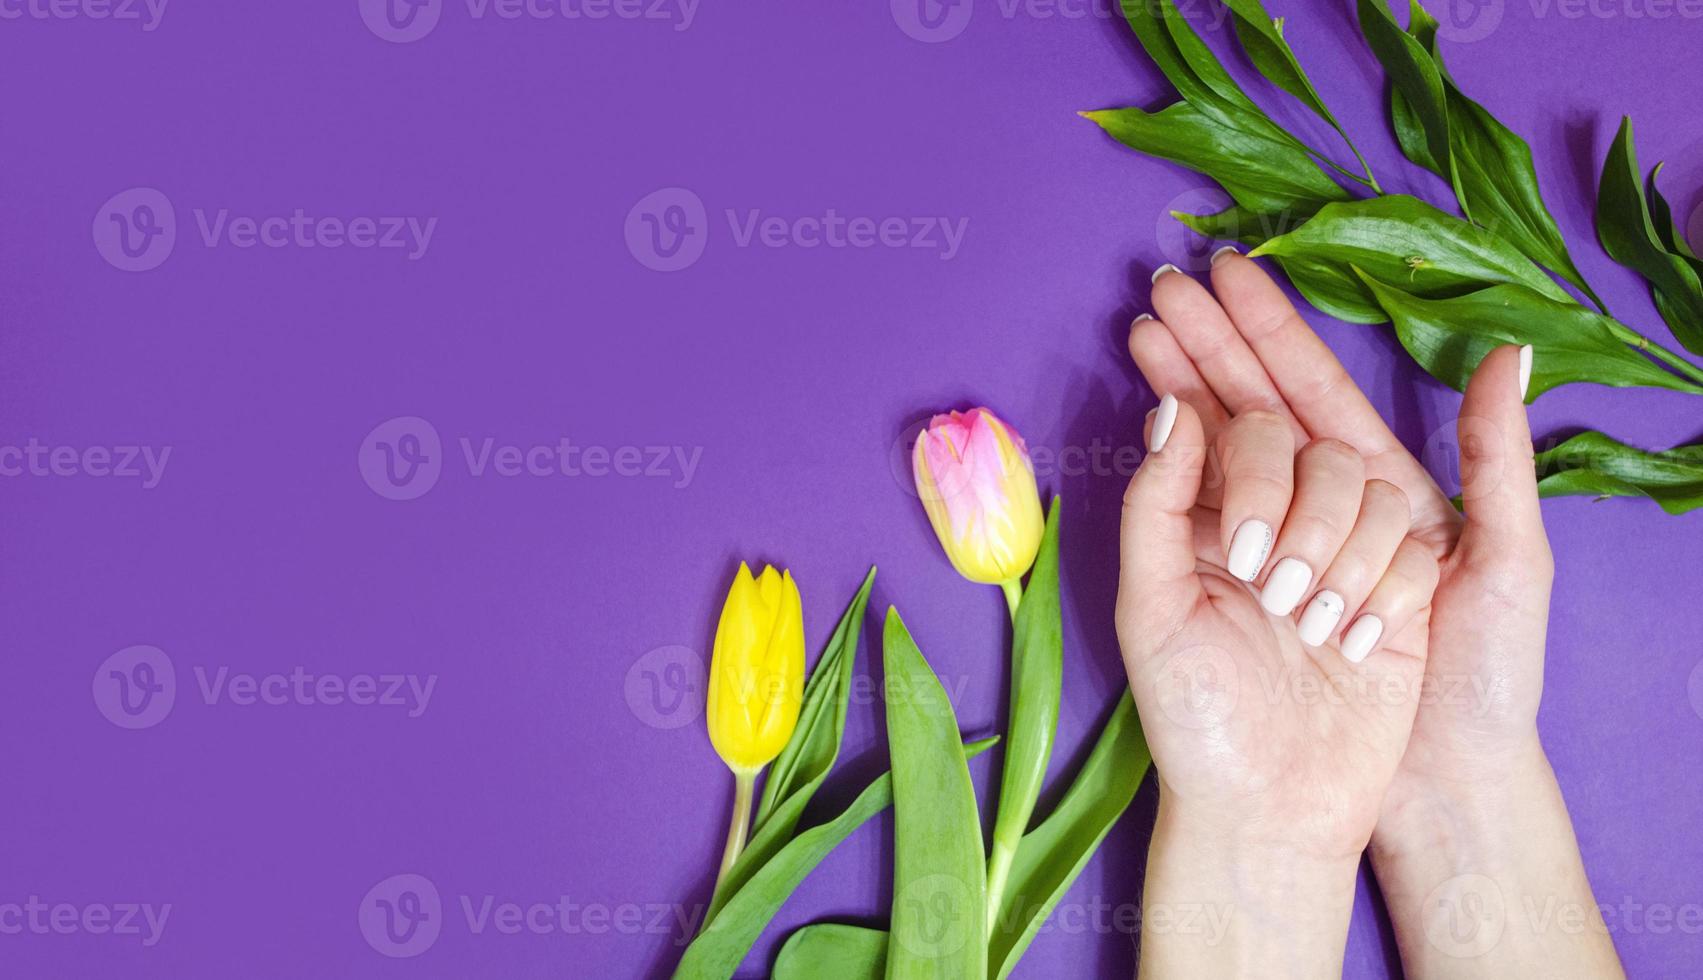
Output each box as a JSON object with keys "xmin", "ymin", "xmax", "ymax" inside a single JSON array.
[
  {"xmin": 1123, "ymin": 256, "xmax": 1548, "ymax": 803},
  {"xmin": 1124, "ymin": 502, "xmax": 1430, "ymax": 853}
]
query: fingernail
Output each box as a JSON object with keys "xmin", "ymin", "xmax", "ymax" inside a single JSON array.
[
  {"xmin": 1210, "ymin": 245, "xmax": 1240, "ymax": 267},
  {"xmin": 1150, "ymin": 263, "xmax": 1181, "ymax": 285},
  {"xmin": 1226, "ymin": 519, "xmax": 1273, "ymax": 582},
  {"xmin": 1132, "ymin": 313, "xmax": 1154, "ymax": 325},
  {"xmin": 1258, "ymin": 558, "xmax": 1313, "ymax": 617},
  {"xmin": 1341, "ymin": 614, "xmax": 1384, "ymax": 664},
  {"xmin": 1518, "ymin": 344, "xmax": 1533, "ymax": 400},
  {"xmin": 1297, "ymin": 590, "xmax": 1345, "ymax": 646},
  {"xmin": 1149, "ymin": 393, "xmax": 1178, "ymax": 453}
]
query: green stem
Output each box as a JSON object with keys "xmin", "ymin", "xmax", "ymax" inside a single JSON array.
[
  {"xmin": 999, "ymin": 579, "xmax": 1022, "ymax": 622},
  {"xmin": 1604, "ymin": 318, "xmax": 1703, "ymax": 389},
  {"xmin": 986, "ymin": 830, "xmax": 1019, "ymax": 935},
  {"xmin": 713, "ymin": 769, "xmax": 756, "ymax": 897}
]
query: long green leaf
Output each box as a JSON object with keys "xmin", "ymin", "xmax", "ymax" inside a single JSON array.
[
  {"xmin": 1356, "ymin": 276, "xmax": 1701, "ymax": 399},
  {"xmin": 1172, "ymin": 205, "xmax": 1306, "ymax": 248},
  {"xmin": 1597, "ymin": 118, "xmax": 1703, "ymax": 354},
  {"xmin": 884, "ymin": 609, "xmax": 987, "ymax": 980},
  {"xmin": 1648, "ymin": 164, "xmax": 1703, "ymax": 268},
  {"xmin": 1083, "ymin": 104, "xmax": 1348, "ymax": 215},
  {"xmin": 672, "ymin": 737, "xmax": 998, "ymax": 980},
  {"xmin": 1535, "ymin": 432, "xmax": 1703, "ymax": 515},
  {"xmin": 1358, "ymin": 0, "xmax": 1466, "ymax": 215},
  {"xmin": 1250, "ymin": 194, "xmax": 1576, "ymax": 321},
  {"xmin": 985, "ymin": 500, "xmax": 1063, "ymax": 929},
  {"xmin": 990, "ymin": 694, "xmax": 1151, "ymax": 979},
  {"xmin": 1218, "ymin": 0, "xmax": 1375, "ymax": 187},
  {"xmin": 1384, "ymin": 0, "xmax": 1596, "ymax": 305},
  {"xmin": 773, "ymin": 924, "xmax": 887, "ymax": 980},
  {"xmin": 705, "ymin": 569, "xmax": 877, "ymax": 925}
]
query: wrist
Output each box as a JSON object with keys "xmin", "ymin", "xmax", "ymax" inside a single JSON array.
[
  {"xmin": 1374, "ymin": 733, "xmax": 1551, "ymax": 863},
  {"xmin": 1139, "ymin": 795, "xmax": 1361, "ymax": 980}
]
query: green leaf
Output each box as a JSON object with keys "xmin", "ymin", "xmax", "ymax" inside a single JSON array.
[
  {"xmin": 883, "ymin": 609, "xmax": 988, "ymax": 980},
  {"xmin": 1250, "ymin": 195, "xmax": 1576, "ymax": 321},
  {"xmin": 986, "ymin": 500, "xmax": 1063, "ymax": 928},
  {"xmin": 1118, "ymin": 0, "xmax": 1282, "ymax": 143},
  {"xmin": 1648, "ymin": 164, "xmax": 1703, "ymax": 266},
  {"xmin": 757, "ymin": 569, "xmax": 874, "ymax": 824},
  {"xmin": 1218, "ymin": 0, "xmax": 1376, "ymax": 187},
  {"xmin": 705, "ymin": 570, "xmax": 877, "ymax": 926},
  {"xmin": 1597, "ymin": 118, "xmax": 1703, "ymax": 354},
  {"xmin": 1358, "ymin": 0, "xmax": 1466, "ymax": 215},
  {"xmin": 1172, "ymin": 205, "xmax": 1308, "ymax": 248},
  {"xmin": 1382, "ymin": 0, "xmax": 1596, "ymax": 307},
  {"xmin": 1083, "ymin": 104, "xmax": 1348, "ymax": 215},
  {"xmin": 1355, "ymin": 276, "xmax": 1701, "ymax": 399},
  {"xmin": 671, "ymin": 737, "xmax": 998, "ymax": 980},
  {"xmin": 773, "ymin": 924, "xmax": 887, "ymax": 980},
  {"xmin": 1273, "ymin": 253, "xmax": 1390, "ymax": 324},
  {"xmin": 1535, "ymin": 432, "xmax": 1703, "ymax": 515},
  {"xmin": 989, "ymin": 694, "xmax": 1151, "ymax": 979}
]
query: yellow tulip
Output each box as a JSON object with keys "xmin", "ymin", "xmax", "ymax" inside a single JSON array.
[
  {"xmin": 912, "ymin": 407, "xmax": 1045, "ymax": 607},
  {"xmin": 706, "ymin": 562, "xmax": 804, "ymax": 889}
]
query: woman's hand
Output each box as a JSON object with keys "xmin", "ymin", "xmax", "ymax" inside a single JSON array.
[{"xmin": 1123, "ymin": 250, "xmax": 1623, "ymax": 978}]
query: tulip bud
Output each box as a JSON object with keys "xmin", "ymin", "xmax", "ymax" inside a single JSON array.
[
  {"xmin": 912, "ymin": 407, "xmax": 1045, "ymax": 586},
  {"xmin": 705, "ymin": 563, "xmax": 805, "ymax": 775}
]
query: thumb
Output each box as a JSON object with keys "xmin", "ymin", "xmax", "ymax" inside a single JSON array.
[
  {"xmin": 1456, "ymin": 344, "xmax": 1548, "ymax": 564},
  {"xmin": 1119, "ymin": 394, "xmax": 1207, "ymax": 653}
]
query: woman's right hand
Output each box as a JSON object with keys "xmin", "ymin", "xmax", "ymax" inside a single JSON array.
[{"xmin": 1127, "ymin": 251, "xmax": 1623, "ymax": 977}]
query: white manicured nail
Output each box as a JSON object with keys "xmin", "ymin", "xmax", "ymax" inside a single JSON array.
[
  {"xmin": 1151, "ymin": 263, "xmax": 1181, "ymax": 284},
  {"xmin": 1210, "ymin": 245, "xmax": 1239, "ymax": 266},
  {"xmin": 1518, "ymin": 344, "xmax": 1533, "ymax": 400},
  {"xmin": 1132, "ymin": 313, "xmax": 1154, "ymax": 324},
  {"xmin": 1341, "ymin": 614, "xmax": 1384, "ymax": 663},
  {"xmin": 1149, "ymin": 394, "xmax": 1178, "ymax": 453},
  {"xmin": 1258, "ymin": 558, "xmax": 1313, "ymax": 617},
  {"xmin": 1297, "ymin": 590, "xmax": 1345, "ymax": 647},
  {"xmin": 1226, "ymin": 519, "xmax": 1273, "ymax": 582}
]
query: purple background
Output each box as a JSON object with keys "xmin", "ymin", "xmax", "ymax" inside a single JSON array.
[{"xmin": 3, "ymin": 1, "xmax": 1701, "ymax": 977}]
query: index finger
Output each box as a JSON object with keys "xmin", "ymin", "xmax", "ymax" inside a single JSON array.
[{"xmin": 1207, "ymin": 252, "xmax": 1405, "ymax": 457}]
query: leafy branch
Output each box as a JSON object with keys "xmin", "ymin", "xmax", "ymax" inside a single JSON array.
[{"xmin": 1088, "ymin": 0, "xmax": 1703, "ymax": 512}]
